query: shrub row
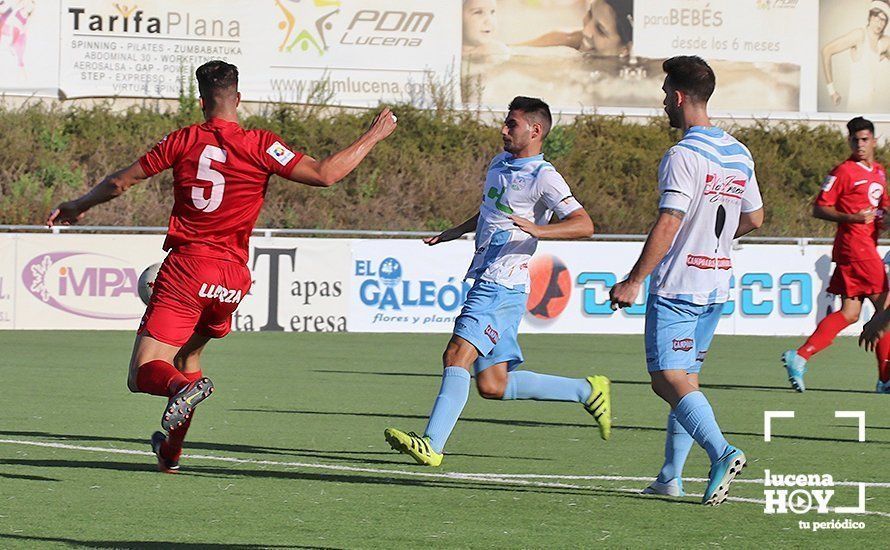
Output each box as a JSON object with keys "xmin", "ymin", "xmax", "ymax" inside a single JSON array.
[{"xmin": 0, "ymin": 101, "xmax": 877, "ymax": 237}]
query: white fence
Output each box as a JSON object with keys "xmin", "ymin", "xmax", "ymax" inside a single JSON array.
[{"xmin": 0, "ymin": 228, "xmax": 880, "ymax": 336}]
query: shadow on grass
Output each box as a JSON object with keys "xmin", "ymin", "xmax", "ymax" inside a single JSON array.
[
  {"xmin": 0, "ymin": 430, "xmax": 549, "ymax": 463},
  {"xmin": 229, "ymin": 409, "xmax": 890, "ymax": 445},
  {"xmin": 0, "ymin": 533, "xmax": 333, "ymax": 549},
  {"xmin": 314, "ymin": 370, "xmax": 878, "ymax": 395},
  {"xmin": 0, "ymin": 472, "xmax": 59, "ymax": 482},
  {"xmin": 0, "ymin": 458, "xmax": 699, "ymax": 508}
]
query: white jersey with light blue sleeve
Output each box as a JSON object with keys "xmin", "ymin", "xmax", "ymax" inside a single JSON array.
[
  {"xmin": 651, "ymin": 126, "xmax": 763, "ymax": 305},
  {"xmin": 465, "ymin": 152, "xmax": 582, "ymax": 292}
]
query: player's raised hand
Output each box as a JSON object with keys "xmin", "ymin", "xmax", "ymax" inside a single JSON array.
[
  {"xmin": 367, "ymin": 108, "xmax": 398, "ymax": 142},
  {"xmin": 509, "ymin": 215, "xmax": 541, "ymax": 237},
  {"xmin": 609, "ymin": 278, "xmax": 640, "ymax": 310},
  {"xmin": 46, "ymin": 200, "xmax": 85, "ymax": 227}
]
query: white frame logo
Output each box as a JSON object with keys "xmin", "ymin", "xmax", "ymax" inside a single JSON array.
[{"xmin": 762, "ymin": 411, "xmax": 867, "ymax": 520}]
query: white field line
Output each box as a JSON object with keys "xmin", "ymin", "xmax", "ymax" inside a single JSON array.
[{"xmin": 1, "ymin": 438, "xmax": 889, "ymax": 518}]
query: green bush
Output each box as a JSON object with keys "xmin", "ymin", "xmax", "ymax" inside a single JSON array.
[{"xmin": 0, "ymin": 101, "xmax": 881, "ymax": 237}]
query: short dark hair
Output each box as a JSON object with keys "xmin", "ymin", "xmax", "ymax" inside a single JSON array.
[
  {"xmin": 662, "ymin": 56, "xmax": 716, "ymax": 103},
  {"xmin": 195, "ymin": 60, "xmax": 239, "ymax": 102},
  {"xmin": 508, "ymin": 96, "xmax": 552, "ymax": 138},
  {"xmin": 847, "ymin": 116, "xmax": 875, "ymax": 136},
  {"xmin": 604, "ymin": 0, "xmax": 633, "ymax": 46}
]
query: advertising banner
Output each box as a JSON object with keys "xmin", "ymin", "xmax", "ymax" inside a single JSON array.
[
  {"xmin": 1, "ymin": 233, "xmax": 885, "ymax": 337},
  {"xmin": 347, "ymin": 238, "xmax": 886, "ymax": 337},
  {"xmin": 8, "ymin": 1, "xmax": 890, "ymax": 118},
  {"xmin": 10, "ymin": 233, "xmax": 167, "ymax": 330},
  {"xmin": 461, "ymin": 0, "xmax": 817, "ymax": 114},
  {"xmin": 348, "ymin": 238, "xmax": 475, "ymax": 332},
  {"xmin": 818, "ymin": 0, "xmax": 890, "ymax": 114},
  {"xmin": 0, "ymin": 0, "xmax": 61, "ymax": 97},
  {"xmin": 56, "ymin": 0, "xmax": 460, "ymax": 105},
  {"xmin": 232, "ymin": 237, "xmax": 350, "ymax": 333},
  {"xmin": 0, "ymin": 234, "xmax": 350, "ymax": 332}
]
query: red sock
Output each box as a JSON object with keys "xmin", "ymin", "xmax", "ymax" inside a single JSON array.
[
  {"xmin": 162, "ymin": 370, "xmax": 203, "ymax": 462},
  {"xmin": 135, "ymin": 360, "xmax": 188, "ymax": 397},
  {"xmin": 877, "ymin": 336, "xmax": 890, "ymax": 383},
  {"xmin": 797, "ymin": 311, "xmax": 854, "ymax": 360}
]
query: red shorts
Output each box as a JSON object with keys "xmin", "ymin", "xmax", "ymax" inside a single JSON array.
[
  {"xmin": 138, "ymin": 252, "xmax": 252, "ymax": 347},
  {"xmin": 827, "ymin": 259, "xmax": 889, "ymax": 298}
]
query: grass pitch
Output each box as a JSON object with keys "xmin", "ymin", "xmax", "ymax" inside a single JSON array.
[{"xmin": 0, "ymin": 331, "xmax": 888, "ymax": 548}]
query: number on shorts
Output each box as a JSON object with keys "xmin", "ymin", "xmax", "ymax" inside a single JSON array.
[{"xmin": 192, "ymin": 144, "xmax": 227, "ymax": 213}]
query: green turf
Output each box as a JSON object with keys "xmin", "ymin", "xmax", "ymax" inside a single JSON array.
[{"xmin": 0, "ymin": 331, "xmax": 887, "ymax": 549}]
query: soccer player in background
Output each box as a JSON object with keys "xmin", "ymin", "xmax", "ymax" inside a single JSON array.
[
  {"xmin": 781, "ymin": 117, "xmax": 890, "ymax": 394},
  {"xmin": 610, "ymin": 56, "xmax": 764, "ymax": 505},
  {"xmin": 384, "ymin": 97, "xmax": 611, "ymax": 467},
  {"xmin": 46, "ymin": 60, "xmax": 397, "ymax": 472}
]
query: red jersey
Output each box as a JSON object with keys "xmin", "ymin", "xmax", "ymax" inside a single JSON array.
[
  {"xmin": 815, "ymin": 157, "xmax": 889, "ymax": 263},
  {"xmin": 138, "ymin": 118, "xmax": 303, "ymax": 264}
]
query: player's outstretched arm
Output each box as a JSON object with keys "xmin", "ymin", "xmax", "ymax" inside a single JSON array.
[
  {"xmin": 813, "ymin": 204, "xmax": 874, "ymax": 224},
  {"xmin": 609, "ymin": 209, "xmax": 683, "ymax": 309},
  {"xmin": 424, "ymin": 213, "xmax": 480, "ymax": 246},
  {"xmin": 508, "ymin": 208, "xmax": 594, "ymax": 240},
  {"xmin": 734, "ymin": 207, "xmax": 764, "ymax": 238},
  {"xmin": 285, "ymin": 108, "xmax": 397, "ymax": 187},
  {"xmin": 46, "ymin": 161, "xmax": 147, "ymax": 227}
]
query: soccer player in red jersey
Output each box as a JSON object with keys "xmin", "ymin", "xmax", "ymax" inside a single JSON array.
[
  {"xmin": 46, "ymin": 60, "xmax": 397, "ymax": 471},
  {"xmin": 782, "ymin": 116, "xmax": 890, "ymax": 393}
]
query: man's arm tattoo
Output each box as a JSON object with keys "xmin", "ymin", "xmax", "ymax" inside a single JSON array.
[{"xmin": 659, "ymin": 207, "xmax": 686, "ymax": 220}]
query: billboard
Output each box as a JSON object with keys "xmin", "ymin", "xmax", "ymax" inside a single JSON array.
[
  {"xmin": 5, "ymin": 1, "xmax": 890, "ymax": 118},
  {"xmin": 2, "ymin": 233, "xmax": 871, "ymax": 337},
  {"xmin": 56, "ymin": 0, "xmax": 460, "ymax": 105}
]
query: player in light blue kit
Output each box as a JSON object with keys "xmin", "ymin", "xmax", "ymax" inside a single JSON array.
[
  {"xmin": 610, "ymin": 57, "xmax": 764, "ymax": 506},
  {"xmin": 384, "ymin": 97, "xmax": 611, "ymax": 466}
]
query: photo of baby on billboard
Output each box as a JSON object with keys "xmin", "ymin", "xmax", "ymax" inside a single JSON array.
[{"xmin": 461, "ymin": 0, "xmax": 799, "ymax": 114}]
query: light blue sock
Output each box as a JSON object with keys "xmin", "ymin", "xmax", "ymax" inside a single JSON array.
[
  {"xmin": 673, "ymin": 391, "xmax": 729, "ymax": 464},
  {"xmin": 423, "ymin": 367, "xmax": 471, "ymax": 453},
  {"xmin": 502, "ymin": 370, "xmax": 591, "ymax": 402},
  {"xmin": 656, "ymin": 410, "xmax": 694, "ymax": 483}
]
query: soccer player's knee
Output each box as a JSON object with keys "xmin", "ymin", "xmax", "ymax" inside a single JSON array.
[
  {"xmin": 476, "ymin": 378, "xmax": 505, "ymax": 399},
  {"xmin": 126, "ymin": 373, "xmax": 139, "ymax": 393}
]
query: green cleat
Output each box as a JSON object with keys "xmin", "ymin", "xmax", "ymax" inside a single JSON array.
[
  {"xmin": 584, "ymin": 375, "xmax": 612, "ymax": 440},
  {"xmin": 384, "ymin": 428, "xmax": 443, "ymax": 467}
]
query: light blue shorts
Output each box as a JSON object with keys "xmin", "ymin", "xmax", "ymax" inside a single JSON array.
[
  {"xmin": 645, "ymin": 295, "xmax": 722, "ymax": 374},
  {"xmin": 453, "ymin": 281, "xmax": 526, "ymax": 374}
]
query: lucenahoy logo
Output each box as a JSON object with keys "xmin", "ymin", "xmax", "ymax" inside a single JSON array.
[{"xmin": 22, "ymin": 252, "xmax": 143, "ymax": 320}]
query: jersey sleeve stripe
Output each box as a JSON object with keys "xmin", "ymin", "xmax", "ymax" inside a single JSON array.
[
  {"xmin": 676, "ymin": 143, "xmax": 754, "ymax": 180},
  {"xmin": 682, "ymin": 134, "xmax": 752, "ymax": 162}
]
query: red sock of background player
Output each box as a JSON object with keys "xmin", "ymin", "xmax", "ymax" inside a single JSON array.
[
  {"xmin": 796, "ymin": 311, "xmax": 854, "ymax": 360},
  {"xmin": 135, "ymin": 360, "xmax": 189, "ymax": 397},
  {"xmin": 162, "ymin": 370, "xmax": 203, "ymax": 462},
  {"xmin": 876, "ymin": 335, "xmax": 890, "ymax": 383}
]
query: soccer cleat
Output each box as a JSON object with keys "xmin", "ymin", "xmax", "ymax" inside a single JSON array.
[
  {"xmin": 150, "ymin": 431, "xmax": 179, "ymax": 474},
  {"xmin": 781, "ymin": 350, "xmax": 807, "ymax": 392},
  {"xmin": 161, "ymin": 377, "xmax": 214, "ymax": 432},
  {"xmin": 877, "ymin": 379, "xmax": 890, "ymax": 394},
  {"xmin": 642, "ymin": 478, "xmax": 685, "ymax": 497},
  {"xmin": 584, "ymin": 375, "xmax": 612, "ymax": 440},
  {"xmin": 702, "ymin": 446, "xmax": 746, "ymax": 506},
  {"xmin": 384, "ymin": 428, "xmax": 443, "ymax": 467}
]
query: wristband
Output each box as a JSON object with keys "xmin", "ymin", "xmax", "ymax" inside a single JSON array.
[{"xmin": 827, "ymin": 82, "xmax": 837, "ymax": 96}]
